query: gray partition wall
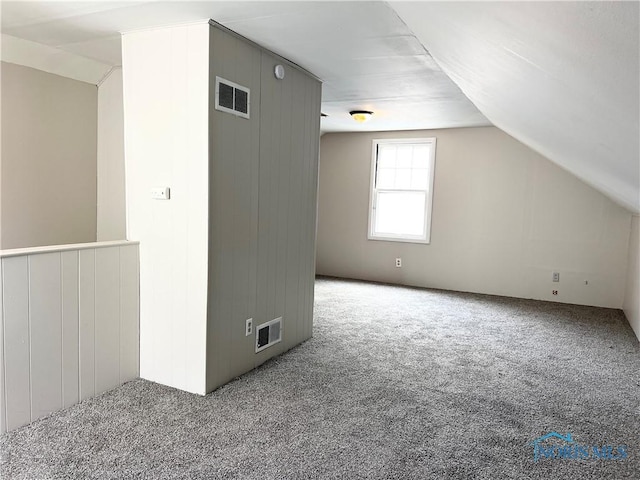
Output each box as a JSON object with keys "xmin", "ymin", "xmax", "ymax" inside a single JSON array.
[
  {"xmin": 206, "ymin": 23, "xmax": 321, "ymax": 391},
  {"xmin": 123, "ymin": 20, "xmax": 321, "ymax": 395}
]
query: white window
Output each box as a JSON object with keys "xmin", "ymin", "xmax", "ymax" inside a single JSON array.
[{"xmin": 368, "ymin": 138, "xmax": 436, "ymax": 244}]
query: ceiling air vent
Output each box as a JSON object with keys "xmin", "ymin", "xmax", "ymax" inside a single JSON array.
[
  {"xmin": 255, "ymin": 317, "xmax": 282, "ymax": 353},
  {"xmin": 215, "ymin": 76, "xmax": 250, "ymax": 119}
]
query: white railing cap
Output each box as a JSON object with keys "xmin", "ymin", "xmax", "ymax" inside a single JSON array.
[{"xmin": 0, "ymin": 240, "xmax": 140, "ymax": 258}]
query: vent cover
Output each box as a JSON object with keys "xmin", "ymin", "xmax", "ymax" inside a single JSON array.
[
  {"xmin": 215, "ymin": 76, "xmax": 250, "ymax": 119},
  {"xmin": 255, "ymin": 317, "xmax": 282, "ymax": 353}
]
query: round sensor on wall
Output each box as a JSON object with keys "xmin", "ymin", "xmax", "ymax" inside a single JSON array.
[{"xmin": 274, "ymin": 64, "xmax": 285, "ymax": 80}]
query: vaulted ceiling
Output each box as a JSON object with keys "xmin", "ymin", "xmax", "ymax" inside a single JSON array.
[
  {"xmin": 392, "ymin": 1, "xmax": 639, "ymax": 213},
  {"xmin": 1, "ymin": 1, "xmax": 638, "ymax": 212}
]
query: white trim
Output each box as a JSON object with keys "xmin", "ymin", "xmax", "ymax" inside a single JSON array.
[
  {"xmin": 120, "ymin": 19, "xmax": 211, "ymax": 36},
  {"xmin": 96, "ymin": 65, "xmax": 122, "ymax": 87},
  {"xmin": 0, "ymin": 240, "xmax": 140, "ymax": 259},
  {"xmin": 367, "ymin": 137, "xmax": 437, "ymax": 244}
]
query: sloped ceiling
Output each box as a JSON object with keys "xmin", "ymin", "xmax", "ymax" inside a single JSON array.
[
  {"xmin": 390, "ymin": 1, "xmax": 640, "ymax": 213},
  {"xmin": 1, "ymin": 1, "xmax": 638, "ymax": 212},
  {"xmin": 0, "ymin": 1, "xmax": 488, "ymax": 132}
]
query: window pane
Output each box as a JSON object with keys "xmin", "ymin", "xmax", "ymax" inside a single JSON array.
[
  {"xmin": 412, "ymin": 145, "xmax": 430, "ymax": 169},
  {"xmin": 394, "ymin": 168, "xmax": 412, "ymax": 189},
  {"xmin": 374, "ymin": 191, "xmax": 426, "ymax": 236},
  {"xmin": 396, "ymin": 145, "xmax": 413, "ymax": 168},
  {"xmin": 411, "ymin": 168, "xmax": 430, "ymax": 190},
  {"xmin": 376, "ymin": 168, "xmax": 395, "ymax": 189},
  {"xmin": 377, "ymin": 145, "xmax": 396, "ymax": 168}
]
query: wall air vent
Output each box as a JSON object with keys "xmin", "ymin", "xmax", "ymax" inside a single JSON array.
[
  {"xmin": 255, "ymin": 317, "xmax": 282, "ymax": 353},
  {"xmin": 215, "ymin": 76, "xmax": 250, "ymax": 119}
]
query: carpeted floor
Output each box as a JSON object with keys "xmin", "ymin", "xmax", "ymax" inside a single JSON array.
[{"xmin": 1, "ymin": 277, "xmax": 639, "ymax": 479}]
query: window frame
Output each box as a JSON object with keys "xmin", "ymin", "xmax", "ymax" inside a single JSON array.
[{"xmin": 367, "ymin": 137, "xmax": 437, "ymax": 244}]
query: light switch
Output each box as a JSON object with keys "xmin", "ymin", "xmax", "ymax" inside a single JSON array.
[{"xmin": 151, "ymin": 187, "xmax": 170, "ymax": 200}]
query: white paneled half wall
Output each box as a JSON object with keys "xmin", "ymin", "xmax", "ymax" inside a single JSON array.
[{"xmin": 0, "ymin": 241, "xmax": 140, "ymax": 433}]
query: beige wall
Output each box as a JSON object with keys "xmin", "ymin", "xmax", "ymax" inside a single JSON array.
[
  {"xmin": 97, "ymin": 67, "xmax": 126, "ymax": 241},
  {"xmin": 317, "ymin": 127, "xmax": 632, "ymax": 309},
  {"xmin": 623, "ymin": 216, "xmax": 640, "ymax": 340},
  {"xmin": 1, "ymin": 62, "xmax": 97, "ymax": 249}
]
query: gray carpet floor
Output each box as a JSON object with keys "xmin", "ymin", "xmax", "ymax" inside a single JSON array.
[{"xmin": 1, "ymin": 277, "xmax": 639, "ymax": 479}]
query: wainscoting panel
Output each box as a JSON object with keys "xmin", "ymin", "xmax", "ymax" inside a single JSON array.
[
  {"xmin": 28, "ymin": 253, "xmax": 63, "ymax": 422},
  {"xmin": 79, "ymin": 248, "xmax": 96, "ymax": 401},
  {"xmin": 119, "ymin": 246, "xmax": 140, "ymax": 383},
  {"xmin": 62, "ymin": 251, "xmax": 79, "ymax": 408},
  {"xmin": 0, "ymin": 241, "xmax": 140, "ymax": 433},
  {"xmin": 95, "ymin": 247, "xmax": 121, "ymax": 395},
  {"xmin": 1, "ymin": 256, "xmax": 31, "ymax": 431}
]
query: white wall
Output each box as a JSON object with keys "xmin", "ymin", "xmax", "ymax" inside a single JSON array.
[
  {"xmin": 0, "ymin": 241, "xmax": 139, "ymax": 433},
  {"xmin": 623, "ymin": 216, "xmax": 640, "ymax": 340},
  {"xmin": 122, "ymin": 23, "xmax": 210, "ymax": 395},
  {"xmin": 317, "ymin": 127, "xmax": 632, "ymax": 308},
  {"xmin": 97, "ymin": 67, "xmax": 126, "ymax": 241},
  {"xmin": 1, "ymin": 61, "xmax": 97, "ymax": 249}
]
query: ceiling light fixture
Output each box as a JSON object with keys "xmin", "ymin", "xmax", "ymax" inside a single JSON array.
[{"xmin": 349, "ymin": 110, "xmax": 373, "ymax": 123}]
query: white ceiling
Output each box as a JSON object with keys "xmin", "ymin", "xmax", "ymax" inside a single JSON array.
[
  {"xmin": 0, "ymin": 1, "xmax": 489, "ymax": 132},
  {"xmin": 391, "ymin": 1, "xmax": 639, "ymax": 213},
  {"xmin": 1, "ymin": 1, "xmax": 638, "ymax": 212}
]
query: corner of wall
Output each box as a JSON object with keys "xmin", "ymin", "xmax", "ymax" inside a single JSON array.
[
  {"xmin": 1, "ymin": 34, "xmax": 112, "ymax": 85},
  {"xmin": 97, "ymin": 66, "xmax": 126, "ymax": 242},
  {"xmin": 623, "ymin": 215, "xmax": 640, "ymax": 341},
  {"xmin": 0, "ymin": 63, "xmax": 3, "ymax": 250}
]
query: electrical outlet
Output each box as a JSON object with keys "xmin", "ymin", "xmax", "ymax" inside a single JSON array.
[
  {"xmin": 245, "ymin": 318, "xmax": 253, "ymax": 336},
  {"xmin": 395, "ymin": 258, "xmax": 402, "ymax": 268},
  {"xmin": 552, "ymin": 272, "xmax": 560, "ymax": 282},
  {"xmin": 552, "ymin": 290, "xmax": 558, "ymax": 296}
]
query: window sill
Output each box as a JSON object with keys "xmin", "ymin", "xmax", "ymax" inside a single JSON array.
[{"xmin": 367, "ymin": 235, "xmax": 430, "ymax": 245}]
